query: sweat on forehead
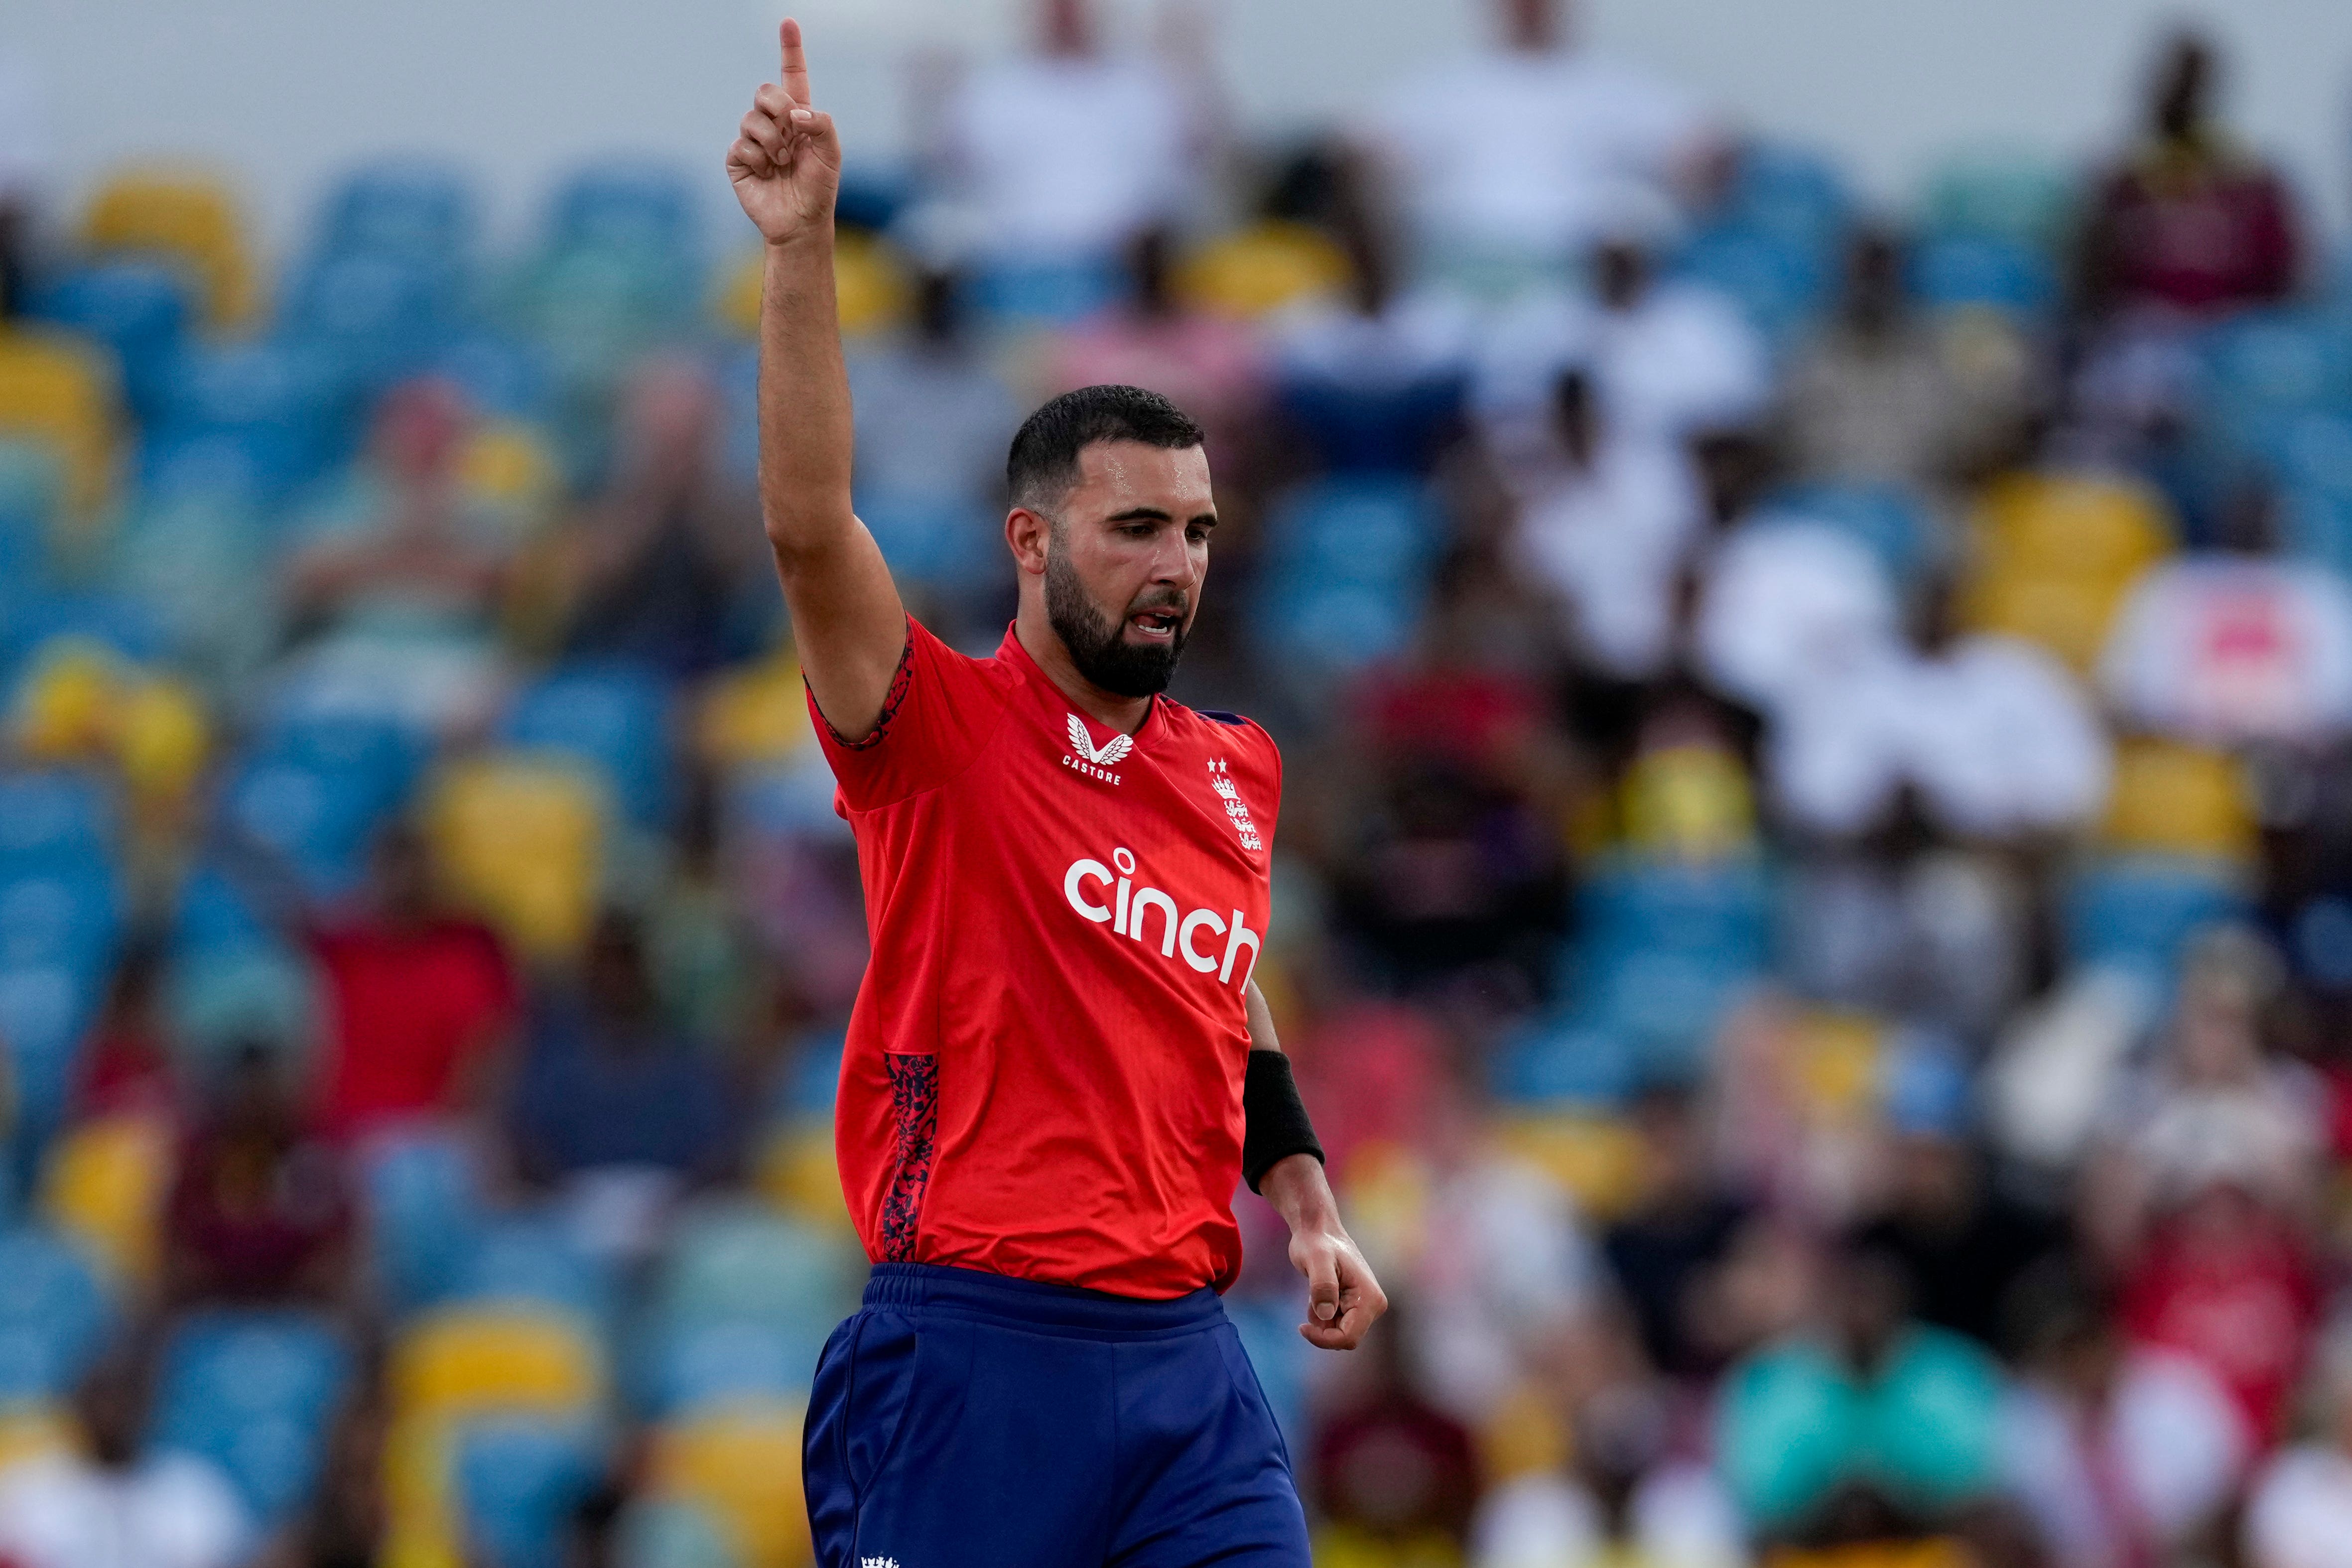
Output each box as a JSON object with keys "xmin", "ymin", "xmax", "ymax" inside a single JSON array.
[{"xmin": 1006, "ymin": 384, "xmax": 1206, "ymax": 513}]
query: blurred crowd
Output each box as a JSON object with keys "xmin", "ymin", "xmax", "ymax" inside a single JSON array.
[{"xmin": 5, "ymin": 0, "xmax": 2352, "ymax": 1565}]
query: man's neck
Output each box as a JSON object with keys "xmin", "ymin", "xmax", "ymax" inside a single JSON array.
[{"xmin": 1015, "ymin": 607, "xmax": 1155, "ymax": 735}]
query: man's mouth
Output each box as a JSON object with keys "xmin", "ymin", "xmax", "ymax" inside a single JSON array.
[{"xmin": 1128, "ymin": 607, "xmax": 1182, "ymax": 641}]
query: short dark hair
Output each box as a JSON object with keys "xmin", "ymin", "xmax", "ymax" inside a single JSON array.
[{"xmin": 1006, "ymin": 385, "xmax": 1204, "ymax": 514}]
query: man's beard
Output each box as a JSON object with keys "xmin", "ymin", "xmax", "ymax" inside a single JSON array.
[{"xmin": 1045, "ymin": 547, "xmax": 1188, "ymax": 698}]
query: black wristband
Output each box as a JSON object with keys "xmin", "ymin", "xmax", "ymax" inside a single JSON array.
[{"xmin": 1242, "ymin": 1049, "xmax": 1324, "ymax": 1194}]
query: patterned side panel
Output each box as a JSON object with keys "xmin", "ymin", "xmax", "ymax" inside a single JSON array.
[{"xmin": 878, "ymin": 1053, "xmax": 938, "ymax": 1262}]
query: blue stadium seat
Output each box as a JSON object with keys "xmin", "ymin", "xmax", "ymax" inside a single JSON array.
[
  {"xmin": 2, "ymin": 590, "xmax": 170, "ymax": 677},
  {"xmin": 282, "ymin": 250, "xmax": 464, "ymax": 392},
  {"xmin": 1273, "ymin": 374, "xmax": 1466, "ymax": 475},
  {"xmin": 499, "ymin": 660, "xmax": 675, "ymax": 828},
  {"xmin": 149, "ymin": 1309, "xmax": 352, "ymax": 1523},
  {"xmin": 0, "ymin": 441, "xmax": 59, "ymax": 585},
  {"xmin": 2197, "ymin": 311, "xmax": 2352, "ymax": 460},
  {"xmin": 966, "ymin": 258, "xmax": 1127, "ymax": 327},
  {"xmin": 27, "ymin": 261, "xmax": 192, "ymax": 423},
  {"xmin": 320, "ymin": 160, "xmax": 477, "ymax": 265},
  {"xmin": 220, "ymin": 752, "xmax": 405, "ymax": 902},
  {"xmin": 0, "ymin": 867, "xmax": 122, "ymax": 976},
  {"xmin": 854, "ymin": 493, "xmax": 998, "ymax": 589},
  {"xmin": 455, "ymin": 1416, "xmax": 604, "ymax": 1568},
  {"xmin": 1722, "ymin": 143, "xmax": 1851, "ymax": 254},
  {"xmin": 153, "ymin": 342, "xmax": 353, "ymax": 497},
  {"xmin": 0, "ymin": 1227, "xmax": 112, "ymax": 1402},
  {"xmin": 360, "ymin": 1128, "xmax": 487, "ymax": 1311},
  {"xmin": 1919, "ymin": 149, "xmax": 2074, "ymax": 255},
  {"xmin": 615, "ymin": 1500, "xmax": 736, "ymax": 1568},
  {"xmin": 1908, "ymin": 233, "xmax": 2057, "ymax": 320},
  {"xmin": 2063, "ymin": 856, "xmax": 2249, "ymax": 989},
  {"xmin": 550, "ymin": 164, "xmax": 700, "ymax": 261},
  {"xmin": 1669, "ymin": 224, "xmax": 1829, "ymax": 349},
  {"xmin": 434, "ymin": 333, "xmax": 555, "ymax": 423},
  {"xmin": 0, "ymin": 772, "xmax": 114, "ymax": 875},
  {"xmin": 0, "ymin": 961, "xmax": 106, "ymax": 1144},
  {"xmin": 641, "ymin": 1315, "xmax": 825, "ymax": 1417},
  {"xmin": 456, "ymin": 1216, "xmax": 615, "ymax": 1329},
  {"xmin": 1491, "ymin": 1018, "xmax": 1641, "ymax": 1107},
  {"xmin": 1263, "ymin": 476, "xmax": 1445, "ymax": 589},
  {"xmin": 653, "ymin": 1204, "xmax": 860, "ymax": 1332},
  {"xmin": 1758, "ymin": 481, "xmax": 1933, "ymax": 584}
]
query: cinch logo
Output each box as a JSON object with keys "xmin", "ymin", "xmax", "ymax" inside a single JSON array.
[
  {"xmin": 1062, "ymin": 713, "xmax": 1131, "ymax": 785},
  {"xmin": 1062, "ymin": 846, "xmax": 1260, "ymax": 988}
]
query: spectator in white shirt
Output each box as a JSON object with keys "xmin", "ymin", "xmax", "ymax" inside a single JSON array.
[
  {"xmin": 1508, "ymin": 369, "xmax": 1705, "ymax": 680},
  {"xmin": 1367, "ymin": 0, "xmax": 1724, "ymax": 290},
  {"xmin": 0, "ymin": 1346, "xmax": 252, "ymax": 1568},
  {"xmin": 2099, "ymin": 496, "xmax": 2352, "ymax": 749},
  {"xmin": 2001, "ymin": 1265, "xmax": 2251, "ymax": 1568},
  {"xmin": 1479, "ymin": 232, "xmax": 1770, "ymax": 459},
  {"xmin": 2245, "ymin": 1329, "xmax": 2352, "ymax": 1568},
  {"xmin": 931, "ymin": 0, "xmax": 1203, "ymax": 266}
]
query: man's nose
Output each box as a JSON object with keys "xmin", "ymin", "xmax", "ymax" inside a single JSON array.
[{"xmin": 1149, "ymin": 529, "xmax": 1199, "ymax": 587}]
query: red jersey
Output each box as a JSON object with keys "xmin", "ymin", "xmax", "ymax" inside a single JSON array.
[{"xmin": 811, "ymin": 620, "xmax": 1281, "ymax": 1298}]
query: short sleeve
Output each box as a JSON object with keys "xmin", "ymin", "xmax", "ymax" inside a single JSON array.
[{"xmin": 807, "ymin": 618, "xmax": 1013, "ymax": 811}]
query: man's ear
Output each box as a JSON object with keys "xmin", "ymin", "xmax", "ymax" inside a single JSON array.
[{"xmin": 1006, "ymin": 506, "xmax": 1052, "ymax": 576}]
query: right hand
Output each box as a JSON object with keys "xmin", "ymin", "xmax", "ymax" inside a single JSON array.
[{"xmin": 727, "ymin": 18, "xmax": 842, "ymax": 246}]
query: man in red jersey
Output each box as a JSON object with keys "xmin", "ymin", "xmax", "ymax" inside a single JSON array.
[{"xmin": 727, "ymin": 20, "xmax": 1383, "ymax": 1567}]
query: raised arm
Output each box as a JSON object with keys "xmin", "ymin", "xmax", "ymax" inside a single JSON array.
[{"xmin": 727, "ymin": 18, "xmax": 907, "ymax": 741}]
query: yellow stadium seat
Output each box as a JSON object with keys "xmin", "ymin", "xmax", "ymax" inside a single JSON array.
[
  {"xmin": 381, "ymin": 1305, "xmax": 608, "ymax": 1568},
  {"xmin": 696, "ymin": 650, "xmax": 813, "ymax": 771},
  {"xmin": 754, "ymin": 1118, "xmax": 855, "ymax": 1236},
  {"xmin": 716, "ymin": 229, "xmax": 910, "ymax": 340},
  {"xmin": 1309, "ymin": 1524, "xmax": 1464, "ymax": 1568},
  {"xmin": 1618, "ymin": 743, "xmax": 1757, "ymax": 862},
  {"xmin": 0, "ymin": 1407, "xmax": 72, "ymax": 1475},
  {"xmin": 1491, "ymin": 1113, "xmax": 1647, "ymax": 1223},
  {"xmin": 1791, "ymin": 1010, "xmax": 1885, "ymax": 1123},
  {"xmin": 1960, "ymin": 570, "xmax": 2135, "ymax": 674},
  {"xmin": 39, "ymin": 1112, "xmax": 175, "ymax": 1291},
  {"xmin": 1476, "ymin": 1378, "xmax": 1569, "ymax": 1485},
  {"xmin": 13, "ymin": 639, "xmax": 120, "ymax": 762},
  {"xmin": 1766, "ymin": 1542, "xmax": 1972, "ymax": 1568},
  {"xmin": 2100, "ymin": 737, "xmax": 2256, "ymax": 862},
  {"xmin": 82, "ymin": 171, "xmax": 259, "ymax": 328},
  {"xmin": 0, "ymin": 329, "xmax": 117, "ymax": 522},
  {"xmin": 424, "ymin": 756, "xmax": 606, "ymax": 961},
  {"xmin": 1971, "ymin": 472, "xmax": 2173, "ymax": 583},
  {"xmin": 1176, "ymin": 222, "xmax": 1349, "ymax": 321},
  {"xmin": 114, "ymin": 677, "xmax": 212, "ymax": 804},
  {"xmin": 454, "ymin": 420, "xmax": 561, "ymax": 545},
  {"xmin": 389, "ymin": 1304, "xmax": 605, "ymax": 1422},
  {"xmin": 650, "ymin": 1402, "xmax": 812, "ymax": 1568}
]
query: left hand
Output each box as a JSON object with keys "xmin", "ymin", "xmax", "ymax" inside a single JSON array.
[{"xmin": 1262, "ymin": 1153, "xmax": 1388, "ymax": 1350}]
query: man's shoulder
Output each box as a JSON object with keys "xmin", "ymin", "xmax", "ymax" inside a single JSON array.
[{"xmin": 1158, "ymin": 701, "xmax": 1282, "ymax": 780}]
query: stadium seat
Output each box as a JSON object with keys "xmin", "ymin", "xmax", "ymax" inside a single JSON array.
[
  {"xmin": 1176, "ymin": 222, "xmax": 1350, "ymax": 320},
  {"xmin": 319, "ymin": 160, "xmax": 478, "ymax": 266},
  {"xmin": 2100, "ymin": 738, "xmax": 2256, "ymax": 862},
  {"xmin": 852, "ymin": 492, "xmax": 998, "ymax": 588},
  {"xmin": 1490, "ymin": 1111, "xmax": 1647, "ymax": 1220},
  {"xmin": 432, "ymin": 333, "xmax": 555, "ymax": 423},
  {"xmin": 424, "ymin": 755, "xmax": 605, "ymax": 961},
  {"xmin": 616, "ymin": 1500, "xmax": 739, "ymax": 1568},
  {"xmin": 164, "ymin": 940, "xmax": 319, "ymax": 1074},
  {"xmin": 499, "ymin": 660, "xmax": 675, "ymax": 828},
  {"xmin": 453, "ymin": 1416, "xmax": 603, "ymax": 1568},
  {"xmin": 1274, "ymin": 374, "xmax": 1466, "ymax": 475},
  {"xmin": 454, "ymin": 1215, "xmax": 616, "ymax": 1329},
  {"xmin": 0, "ymin": 328, "xmax": 119, "ymax": 523},
  {"xmin": 751, "ymin": 1119, "xmax": 854, "ymax": 1237},
  {"xmin": 652, "ymin": 1203, "xmax": 862, "ymax": 1333},
  {"xmin": 27, "ymin": 260, "xmax": 194, "ymax": 423},
  {"xmin": 153, "ymin": 341, "xmax": 353, "ymax": 497},
  {"xmin": 1908, "ymin": 234, "xmax": 2058, "ymax": 320},
  {"xmin": 1919, "ymin": 148, "xmax": 2075, "ymax": 256},
  {"xmin": 716, "ymin": 229, "xmax": 909, "ymax": 340},
  {"xmin": 1491, "ymin": 1018, "xmax": 1641, "ymax": 1107},
  {"xmin": 390, "ymin": 1303, "xmax": 605, "ymax": 1425},
  {"xmin": 550, "ymin": 163, "xmax": 700, "ymax": 262},
  {"xmin": 1761, "ymin": 481, "xmax": 1935, "ymax": 584},
  {"xmin": 1962, "ymin": 472, "xmax": 2173, "ymax": 671},
  {"xmin": 1723, "ymin": 142, "xmax": 1851, "ymax": 255},
  {"xmin": 0, "ymin": 439, "xmax": 58, "ymax": 588},
  {"xmin": 648, "ymin": 1402, "xmax": 812, "ymax": 1568},
  {"xmin": 695, "ymin": 650, "xmax": 813, "ymax": 773},
  {"xmin": 81, "ymin": 171, "xmax": 260, "ymax": 328},
  {"xmin": 361, "ymin": 1129, "xmax": 488, "ymax": 1312},
  {"xmin": 641, "ymin": 1315, "xmax": 825, "ymax": 1419},
  {"xmin": 2198, "ymin": 310, "xmax": 2352, "ymax": 432},
  {"xmin": 0, "ymin": 770, "xmax": 114, "ymax": 874},
  {"xmin": 149, "ymin": 1309, "xmax": 353, "ymax": 1523},
  {"xmin": 221, "ymin": 721, "xmax": 419, "ymax": 902},
  {"xmin": 0, "ymin": 1227, "xmax": 113, "ymax": 1404},
  {"xmin": 1617, "ymin": 742, "xmax": 1758, "ymax": 862},
  {"xmin": 2063, "ymin": 855, "xmax": 2250, "ymax": 988},
  {"xmin": 37, "ymin": 1112, "xmax": 172, "ymax": 1289},
  {"xmin": 283, "ymin": 249, "xmax": 464, "ymax": 392},
  {"xmin": 1670, "ymin": 224, "xmax": 1829, "ymax": 349},
  {"xmin": 966, "ymin": 257, "xmax": 1127, "ymax": 327}
]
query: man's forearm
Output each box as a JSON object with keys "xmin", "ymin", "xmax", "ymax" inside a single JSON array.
[
  {"xmin": 1259, "ymin": 1152, "xmax": 1340, "ymax": 1231},
  {"xmin": 756, "ymin": 228, "xmax": 856, "ymax": 560}
]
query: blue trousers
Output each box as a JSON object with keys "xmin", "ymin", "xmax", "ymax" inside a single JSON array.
[{"xmin": 803, "ymin": 1263, "xmax": 1310, "ymax": 1568}]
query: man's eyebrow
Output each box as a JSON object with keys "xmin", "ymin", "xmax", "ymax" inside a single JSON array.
[{"xmin": 1103, "ymin": 507, "xmax": 1218, "ymax": 527}]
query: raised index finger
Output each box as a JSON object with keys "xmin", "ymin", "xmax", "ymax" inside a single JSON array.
[{"xmin": 780, "ymin": 17, "xmax": 813, "ymax": 107}]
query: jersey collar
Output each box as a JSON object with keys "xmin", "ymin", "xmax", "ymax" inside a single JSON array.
[{"xmin": 996, "ymin": 621, "xmax": 1167, "ymax": 750}]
